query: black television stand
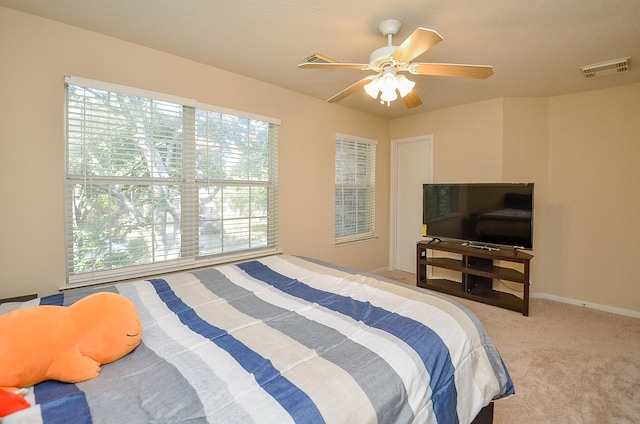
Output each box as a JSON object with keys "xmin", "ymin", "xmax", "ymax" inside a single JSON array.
[{"xmin": 416, "ymin": 240, "xmax": 533, "ymax": 316}]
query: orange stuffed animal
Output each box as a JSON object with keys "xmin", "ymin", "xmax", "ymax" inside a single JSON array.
[{"xmin": 0, "ymin": 292, "xmax": 142, "ymax": 392}]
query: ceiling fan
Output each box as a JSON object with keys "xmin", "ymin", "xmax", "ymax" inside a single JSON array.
[{"xmin": 298, "ymin": 19, "xmax": 494, "ymax": 108}]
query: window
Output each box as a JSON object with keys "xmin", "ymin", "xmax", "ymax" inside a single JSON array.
[
  {"xmin": 334, "ymin": 133, "xmax": 376, "ymax": 243},
  {"xmin": 65, "ymin": 76, "xmax": 278, "ymax": 285},
  {"xmin": 423, "ymin": 185, "xmax": 459, "ymax": 221}
]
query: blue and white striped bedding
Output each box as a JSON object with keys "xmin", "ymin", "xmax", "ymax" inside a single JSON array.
[{"xmin": 3, "ymin": 254, "xmax": 513, "ymax": 423}]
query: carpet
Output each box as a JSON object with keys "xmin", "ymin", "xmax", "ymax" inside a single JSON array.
[{"xmin": 375, "ymin": 270, "xmax": 640, "ymax": 424}]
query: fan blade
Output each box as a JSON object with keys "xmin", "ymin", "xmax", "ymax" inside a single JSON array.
[
  {"xmin": 327, "ymin": 76, "xmax": 375, "ymax": 103},
  {"xmin": 298, "ymin": 62, "xmax": 369, "ymax": 70},
  {"xmin": 410, "ymin": 63, "xmax": 494, "ymax": 79},
  {"xmin": 401, "ymin": 91, "xmax": 423, "ymax": 108},
  {"xmin": 392, "ymin": 28, "xmax": 443, "ymax": 63}
]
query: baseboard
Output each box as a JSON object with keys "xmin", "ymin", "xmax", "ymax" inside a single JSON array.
[
  {"xmin": 531, "ymin": 293, "xmax": 640, "ymax": 319},
  {"xmin": 369, "ymin": 266, "xmax": 392, "ymax": 274}
]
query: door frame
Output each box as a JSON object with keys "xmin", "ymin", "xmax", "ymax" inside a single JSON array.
[{"xmin": 390, "ymin": 134, "xmax": 434, "ymax": 271}]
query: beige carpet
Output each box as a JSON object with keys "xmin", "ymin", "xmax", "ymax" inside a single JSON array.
[{"xmin": 375, "ymin": 270, "xmax": 640, "ymax": 424}]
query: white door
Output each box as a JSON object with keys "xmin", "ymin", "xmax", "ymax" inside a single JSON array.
[{"xmin": 391, "ymin": 135, "xmax": 433, "ymax": 273}]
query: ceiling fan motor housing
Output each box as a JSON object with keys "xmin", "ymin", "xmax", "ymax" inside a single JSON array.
[{"xmin": 370, "ymin": 45, "xmax": 399, "ymax": 69}]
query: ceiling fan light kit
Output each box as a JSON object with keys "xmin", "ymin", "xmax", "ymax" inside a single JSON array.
[
  {"xmin": 364, "ymin": 71, "xmax": 416, "ymax": 106},
  {"xmin": 298, "ymin": 19, "xmax": 494, "ymax": 108}
]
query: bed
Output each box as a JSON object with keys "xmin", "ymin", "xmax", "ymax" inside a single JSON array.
[
  {"xmin": 472, "ymin": 208, "xmax": 532, "ymax": 244},
  {"xmin": 471, "ymin": 193, "xmax": 533, "ymax": 247},
  {"xmin": 1, "ymin": 254, "xmax": 514, "ymax": 423}
]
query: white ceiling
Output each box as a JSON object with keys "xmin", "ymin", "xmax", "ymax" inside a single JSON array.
[{"xmin": 2, "ymin": 0, "xmax": 639, "ymax": 119}]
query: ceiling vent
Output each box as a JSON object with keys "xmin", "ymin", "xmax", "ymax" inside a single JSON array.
[
  {"xmin": 303, "ymin": 51, "xmax": 339, "ymax": 64},
  {"xmin": 580, "ymin": 57, "xmax": 630, "ymax": 79}
]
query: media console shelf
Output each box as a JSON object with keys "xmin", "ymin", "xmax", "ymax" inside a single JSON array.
[{"xmin": 417, "ymin": 240, "xmax": 532, "ymax": 316}]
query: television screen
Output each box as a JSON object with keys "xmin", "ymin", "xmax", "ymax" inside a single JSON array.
[{"xmin": 423, "ymin": 183, "xmax": 534, "ymax": 249}]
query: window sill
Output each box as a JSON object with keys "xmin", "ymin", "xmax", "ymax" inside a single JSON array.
[
  {"xmin": 63, "ymin": 248, "xmax": 281, "ymax": 290},
  {"xmin": 334, "ymin": 234, "xmax": 378, "ymax": 246}
]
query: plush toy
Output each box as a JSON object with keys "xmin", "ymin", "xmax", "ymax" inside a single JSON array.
[
  {"xmin": 0, "ymin": 388, "xmax": 30, "ymax": 418},
  {"xmin": 0, "ymin": 292, "xmax": 142, "ymax": 393}
]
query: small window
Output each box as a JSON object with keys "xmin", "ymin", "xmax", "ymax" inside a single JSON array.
[{"xmin": 334, "ymin": 133, "xmax": 376, "ymax": 243}]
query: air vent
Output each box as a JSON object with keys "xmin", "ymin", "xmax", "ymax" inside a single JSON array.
[
  {"xmin": 303, "ymin": 51, "xmax": 339, "ymax": 63},
  {"xmin": 580, "ymin": 57, "xmax": 630, "ymax": 79}
]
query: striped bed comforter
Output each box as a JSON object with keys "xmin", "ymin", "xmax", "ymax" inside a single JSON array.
[{"xmin": 3, "ymin": 254, "xmax": 514, "ymax": 423}]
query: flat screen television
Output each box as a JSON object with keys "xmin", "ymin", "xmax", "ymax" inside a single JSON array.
[{"xmin": 423, "ymin": 183, "xmax": 534, "ymax": 249}]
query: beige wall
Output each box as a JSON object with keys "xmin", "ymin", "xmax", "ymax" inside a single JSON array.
[
  {"xmin": 0, "ymin": 8, "xmax": 389, "ymax": 299},
  {"xmin": 2, "ymin": 7, "xmax": 638, "ymax": 315},
  {"xmin": 546, "ymin": 84, "xmax": 640, "ymax": 313},
  {"xmin": 391, "ymin": 98, "xmax": 505, "ymax": 182},
  {"xmin": 390, "ymin": 88, "xmax": 640, "ymax": 315},
  {"xmin": 389, "ymin": 98, "xmax": 547, "ymax": 294}
]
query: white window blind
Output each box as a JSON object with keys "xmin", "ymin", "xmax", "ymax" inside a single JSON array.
[
  {"xmin": 64, "ymin": 77, "xmax": 278, "ymax": 285},
  {"xmin": 335, "ymin": 133, "xmax": 376, "ymax": 243}
]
